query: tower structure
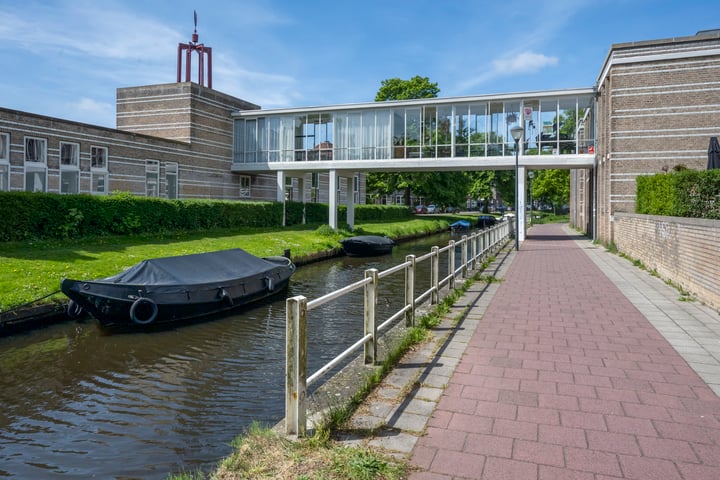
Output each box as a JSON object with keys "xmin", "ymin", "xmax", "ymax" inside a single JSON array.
[{"xmin": 177, "ymin": 11, "xmax": 212, "ymax": 88}]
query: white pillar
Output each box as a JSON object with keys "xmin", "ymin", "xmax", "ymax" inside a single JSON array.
[
  {"xmin": 328, "ymin": 169, "xmax": 338, "ymax": 230},
  {"xmin": 345, "ymin": 175, "xmax": 355, "ymax": 230},
  {"xmin": 298, "ymin": 176, "xmax": 306, "ymax": 224},
  {"xmin": 276, "ymin": 171, "xmax": 286, "ymax": 227},
  {"xmin": 518, "ymin": 166, "xmax": 526, "ymax": 243}
]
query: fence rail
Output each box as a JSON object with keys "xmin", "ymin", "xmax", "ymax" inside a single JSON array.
[{"xmin": 285, "ymin": 221, "xmax": 510, "ymax": 435}]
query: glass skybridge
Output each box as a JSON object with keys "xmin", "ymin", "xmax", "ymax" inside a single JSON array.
[{"xmin": 232, "ymin": 88, "xmax": 595, "ymax": 170}]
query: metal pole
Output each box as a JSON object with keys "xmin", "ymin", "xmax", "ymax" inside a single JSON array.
[{"xmin": 514, "ymin": 141, "xmax": 519, "ymax": 251}]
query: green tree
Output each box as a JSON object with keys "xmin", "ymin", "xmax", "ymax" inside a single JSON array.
[
  {"xmin": 375, "ymin": 76, "xmax": 440, "ymax": 102},
  {"xmin": 532, "ymin": 169, "xmax": 570, "ymax": 214},
  {"xmin": 370, "ymin": 76, "xmax": 453, "ymax": 207}
]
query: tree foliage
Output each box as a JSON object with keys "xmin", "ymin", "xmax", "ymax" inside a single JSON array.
[
  {"xmin": 375, "ymin": 76, "xmax": 440, "ymax": 101},
  {"xmin": 531, "ymin": 169, "xmax": 570, "ymax": 213}
]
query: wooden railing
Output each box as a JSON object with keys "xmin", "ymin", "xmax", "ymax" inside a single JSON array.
[{"xmin": 285, "ymin": 221, "xmax": 510, "ymax": 435}]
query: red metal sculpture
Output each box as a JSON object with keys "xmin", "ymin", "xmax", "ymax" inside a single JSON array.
[{"xmin": 177, "ymin": 11, "xmax": 212, "ymax": 88}]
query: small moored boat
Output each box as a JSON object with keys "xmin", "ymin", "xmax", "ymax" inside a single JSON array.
[
  {"xmin": 450, "ymin": 220, "xmax": 471, "ymax": 231},
  {"xmin": 61, "ymin": 248, "xmax": 295, "ymax": 329},
  {"xmin": 340, "ymin": 235, "xmax": 395, "ymax": 257}
]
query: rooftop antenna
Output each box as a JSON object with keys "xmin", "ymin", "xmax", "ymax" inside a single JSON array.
[{"xmin": 177, "ymin": 10, "xmax": 212, "ymax": 88}]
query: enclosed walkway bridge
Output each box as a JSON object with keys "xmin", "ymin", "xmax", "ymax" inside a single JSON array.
[{"xmin": 231, "ymin": 88, "xmax": 596, "ymax": 243}]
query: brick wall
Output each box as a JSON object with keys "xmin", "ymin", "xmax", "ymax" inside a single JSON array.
[{"xmin": 614, "ymin": 213, "xmax": 720, "ymax": 311}]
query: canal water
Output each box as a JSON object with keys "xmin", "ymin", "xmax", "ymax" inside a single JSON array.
[{"xmin": 0, "ymin": 231, "xmax": 461, "ymax": 479}]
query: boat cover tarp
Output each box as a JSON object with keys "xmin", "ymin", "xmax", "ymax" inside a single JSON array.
[
  {"xmin": 341, "ymin": 235, "xmax": 394, "ymax": 246},
  {"xmin": 102, "ymin": 248, "xmax": 274, "ymax": 285}
]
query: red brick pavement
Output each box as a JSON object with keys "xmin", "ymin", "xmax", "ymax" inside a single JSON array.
[{"xmin": 409, "ymin": 223, "xmax": 720, "ymax": 480}]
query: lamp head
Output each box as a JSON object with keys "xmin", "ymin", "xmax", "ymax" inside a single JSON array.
[{"xmin": 510, "ymin": 125, "xmax": 524, "ymax": 142}]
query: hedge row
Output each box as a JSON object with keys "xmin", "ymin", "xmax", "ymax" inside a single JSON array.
[
  {"xmin": 0, "ymin": 192, "xmax": 413, "ymax": 242},
  {"xmin": 636, "ymin": 169, "xmax": 720, "ymax": 219}
]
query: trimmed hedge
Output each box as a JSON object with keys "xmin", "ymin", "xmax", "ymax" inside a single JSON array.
[
  {"xmin": 0, "ymin": 192, "xmax": 412, "ymax": 242},
  {"xmin": 636, "ymin": 169, "xmax": 720, "ymax": 219}
]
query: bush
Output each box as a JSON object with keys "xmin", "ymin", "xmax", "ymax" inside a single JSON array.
[
  {"xmin": 636, "ymin": 169, "xmax": 720, "ymax": 219},
  {"xmin": 0, "ymin": 192, "xmax": 415, "ymax": 242}
]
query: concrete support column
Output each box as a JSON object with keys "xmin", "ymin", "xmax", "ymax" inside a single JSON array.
[
  {"xmin": 297, "ymin": 176, "xmax": 306, "ymax": 224},
  {"xmin": 276, "ymin": 170, "xmax": 286, "ymax": 227},
  {"xmin": 328, "ymin": 169, "xmax": 338, "ymax": 230},
  {"xmin": 345, "ymin": 174, "xmax": 355, "ymax": 230}
]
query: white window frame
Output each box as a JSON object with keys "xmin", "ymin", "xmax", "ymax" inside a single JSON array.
[
  {"xmin": 60, "ymin": 142, "xmax": 79, "ymax": 167},
  {"xmin": 90, "ymin": 146, "xmax": 108, "ymax": 195},
  {"xmin": 146, "ymin": 160, "xmax": 160, "ymax": 197},
  {"xmin": 24, "ymin": 136, "xmax": 47, "ymax": 192},
  {"xmin": 60, "ymin": 142, "xmax": 80, "ymax": 194},
  {"xmin": 165, "ymin": 162, "xmax": 178, "ymax": 199},
  {"xmin": 90, "ymin": 145, "xmax": 108, "ymax": 170},
  {"xmin": 239, "ymin": 175, "xmax": 251, "ymax": 198},
  {"xmin": 24, "ymin": 136, "xmax": 46, "ymax": 164},
  {"xmin": 0, "ymin": 133, "xmax": 9, "ymax": 191}
]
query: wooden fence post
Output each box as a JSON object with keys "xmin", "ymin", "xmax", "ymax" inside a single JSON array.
[
  {"xmin": 405, "ymin": 255, "xmax": 416, "ymax": 326},
  {"xmin": 285, "ymin": 295, "xmax": 307, "ymax": 436},
  {"xmin": 364, "ymin": 268, "xmax": 378, "ymax": 364}
]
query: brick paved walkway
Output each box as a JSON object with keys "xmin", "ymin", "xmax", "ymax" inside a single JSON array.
[{"xmin": 409, "ymin": 223, "xmax": 720, "ymax": 480}]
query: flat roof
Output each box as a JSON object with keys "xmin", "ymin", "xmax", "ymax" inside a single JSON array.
[{"xmin": 232, "ymin": 87, "xmax": 595, "ymax": 117}]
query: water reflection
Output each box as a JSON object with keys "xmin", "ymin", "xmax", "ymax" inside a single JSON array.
[{"xmin": 0, "ymin": 232, "xmax": 455, "ymax": 478}]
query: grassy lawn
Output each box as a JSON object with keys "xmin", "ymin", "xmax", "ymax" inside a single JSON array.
[{"xmin": 0, "ymin": 216, "xmax": 464, "ymax": 312}]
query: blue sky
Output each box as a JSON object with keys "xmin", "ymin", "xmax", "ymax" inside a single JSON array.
[{"xmin": 1, "ymin": 0, "xmax": 717, "ymax": 128}]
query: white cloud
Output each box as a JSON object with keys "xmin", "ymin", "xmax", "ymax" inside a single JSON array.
[
  {"xmin": 458, "ymin": 51, "xmax": 559, "ymax": 91},
  {"xmin": 492, "ymin": 52, "xmax": 559, "ymax": 75}
]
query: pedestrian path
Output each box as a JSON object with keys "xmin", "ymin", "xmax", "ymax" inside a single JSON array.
[{"xmin": 343, "ymin": 223, "xmax": 720, "ymax": 480}]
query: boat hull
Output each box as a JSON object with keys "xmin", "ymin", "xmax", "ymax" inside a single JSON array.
[{"xmin": 61, "ymin": 250, "xmax": 295, "ymax": 329}]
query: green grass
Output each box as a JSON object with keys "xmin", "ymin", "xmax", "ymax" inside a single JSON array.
[{"xmin": 0, "ymin": 219, "xmax": 460, "ymax": 312}]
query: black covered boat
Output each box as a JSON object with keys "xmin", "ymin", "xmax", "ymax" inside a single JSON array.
[
  {"xmin": 340, "ymin": 235, "xmax": 395, "ymax": 257},
  {"xmin": 61, "ymin": 248, "xmax": 295, "ymax": 329}
]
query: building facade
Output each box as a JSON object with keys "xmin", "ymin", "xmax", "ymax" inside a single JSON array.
[
  {"xmin": 1, "ymin": 29, "xmax": 718, "ymax": 240},
  {"xmin": 582, "ymin": 30, "xmax": 720, "ymax": 244}
]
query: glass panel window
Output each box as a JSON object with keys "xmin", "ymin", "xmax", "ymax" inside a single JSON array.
[
  {"xmin": 91, "ymin": 146, "xmax": 107, "ymax": 169},
  {"xmin": 488, "ymin": 102, "xmax": 504, "ymax": 156},
  {"xmin": 405, "ymin": 108, "xmax": 421, "ymax": 158},
  {"xmin": 559, "ymin": 97, "xmax": 578, "ymax": 154},
  {"xmin": 540, "ymin": 99, "xmax": 558, "ymax": 154},
  {"xmin": 92, "ymin": 172, "xmax": 107, "ymax": 194},
  {"xmin": 437, "ymin": 105, "xmax": 452, "ymax": 157},
  {"xmin": 239, "ymin": 175, "xmax": 251, "ymax": 198},
  {"xmin": 0, "ymin": 164, "xmax": 8, "ymax": 191},
  {"xmin": 504, "ymin": 101, "xmax": 520, "ymax": 154},
  {"xmin": 25, "ymin": 137, "xmax": 46, "ymax": 163},
  {"xmin": 25, "ymin": 169, "xmax": 46, "ymax": 192},
  {"xmin": 165, "ymin": 162, "xmax": 178, "ymax": 199},
  {"xmin": 422, "ymin": 106, "xmax": 437, "ymax": 158},
  {"xmin": 0, "ymin": 133, "xmax": 9, "ymax": 162},
  {"xmin": 146, "ymin": 160, "xmax": 159, "ymax": 197},
  {"xmin": 392, "ymin": 109, "xmax": 405, "ymax": 158},
  {"xmin": 236, "ymin": 119, "xmax": 247, "ymax": 162},
  {"xmin": 60, "ymin": 142, "xmax": 79, "ymax": 167},
  {"xmin": 245, "ymin": 119, "xmax": 257, "ymax": 163},
  {"xmin": 522, "ymin": 100, "xmax": 540, "ymax": 154},
  {"xmin": 468, "ymin": 103, "xmax": 487, "ymax": 157},
  {"xmin": 0, "ymin": 133, "xmax": 8, "ymax": 191},
  {"xmin": 60, "ymin": 170, "xmax": 79, "ymax": 194}
]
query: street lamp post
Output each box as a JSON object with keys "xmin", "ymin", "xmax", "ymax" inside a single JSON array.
[{"xmin": 510, "ymin": 125, "xmax": 524, "ymax": 251}]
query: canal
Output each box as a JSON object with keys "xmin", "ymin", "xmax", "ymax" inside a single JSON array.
[{"xmin": 0, "ymin": 231, "xmax": 459, "ymax": 479}]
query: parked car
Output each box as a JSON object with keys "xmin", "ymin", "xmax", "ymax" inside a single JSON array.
[
  {"xmin": 445, "ymin": 206, "xmax": 460, "ymax": 213},
  {"xmin": 477, "ymin": 215, "xmax": 497, "ymax": 228},
  {"xmin": 426, "ymin": 204, "xmax": 437, "ymax": 214},
  {"xmin": 414, "ymin": 205, "xmax": 428, "ymax": 214}
]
